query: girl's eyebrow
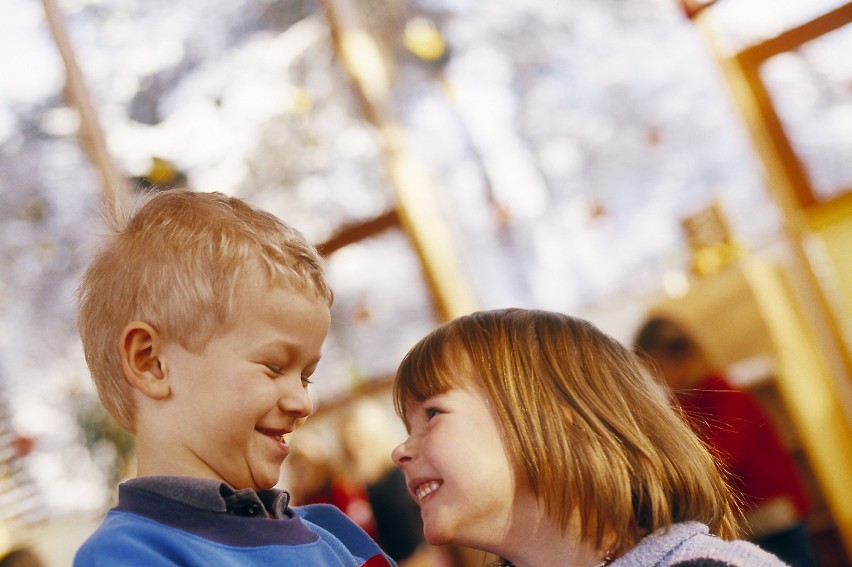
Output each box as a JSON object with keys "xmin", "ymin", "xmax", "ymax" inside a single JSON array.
[{"xmin": 422, "ymin": 391, "xmax": 454, "ymax": 404}]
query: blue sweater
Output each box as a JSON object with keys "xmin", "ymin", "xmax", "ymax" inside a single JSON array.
[
  {"xmin": 74, "ymin": 477, "xmax": 396, "ymax": 566},
  {"xmin": 611, "ymin": 522, "xmax": 788, "ymax": 566}
]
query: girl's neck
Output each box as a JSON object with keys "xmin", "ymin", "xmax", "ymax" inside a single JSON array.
[
  {"xmin": 494, "ymin": 501, "xmax": 609, "ymax": 567},
  {"xmin": 501, "ymin": 546, "xmax": 609, "ymax": 567}
]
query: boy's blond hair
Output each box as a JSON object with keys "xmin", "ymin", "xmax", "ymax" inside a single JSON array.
[
  {"xmin": 77, "ymin": 189, "xmax": 333, "ymax": 433},
  {"xmin": 394, "ymin": 308, "xmax": 739, "ymax": 553}
]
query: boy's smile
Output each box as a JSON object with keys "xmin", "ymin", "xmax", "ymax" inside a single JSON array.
[
  {"xmin": 256, "ymin": 426, "xmax": 293, "ymax": 453},
  {"xmin": 135, "ymin": 279, "xmax": 330, "ymax": 491}
]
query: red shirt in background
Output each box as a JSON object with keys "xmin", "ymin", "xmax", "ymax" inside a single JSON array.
[
  {"xmin": 299, "ymin": 476, "xmax": 379, "ymax": 540},
  {"xmin": 674, "ymin": 373, "xmax": 810, "ymax": 517}
]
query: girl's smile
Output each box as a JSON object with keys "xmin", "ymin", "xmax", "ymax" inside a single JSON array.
[
  {"xmin": 414, "ymin": 480, "xmax": 442, "ymax": 502},
  {"xmin": 392, "ymin": 373, "xmax": 523, "ymax": 551}
]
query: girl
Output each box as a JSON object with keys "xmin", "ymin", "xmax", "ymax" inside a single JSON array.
[{"xmin": 391, "ymin": 308, "xmax": 786, "ymax": 566}]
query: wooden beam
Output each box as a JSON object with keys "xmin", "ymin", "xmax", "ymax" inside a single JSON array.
[
  {"xmin": 316, "ymin": 0, "xmax": 479, "ymax": 322},
  {"xmin": 41, "ymin": 0, "xmax": 131, "ymax": 214},
  {"xmin": 316, "ymin": 209, "xmax": 400, "ymax": 257},
  {"xmin": 694, "ymin": 8, "xmax": 852, "ymax": 375},
  {"xmin": 691, "ymin": 6, "xmax": 852, "ymax": 557},
  {"xmin": 739, "ymin": 2, "xmax": 852, "ymax": 65},
  {"xmin": 746, "ymin": 262, "xmax": 852, "ymax": 558}
]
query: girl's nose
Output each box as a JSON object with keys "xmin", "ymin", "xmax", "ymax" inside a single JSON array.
[{"xmin": 392, "ymin": 438, "xmax": 412, "ymax": 468}]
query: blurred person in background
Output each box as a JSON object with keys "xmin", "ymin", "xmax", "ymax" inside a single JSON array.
[
  {"xmin": 340, "ymin": 399, "xmax": 445, "ymax": 567},
  {"xmin": 0, "ymin": 547, "xmax": 45, "ymax": 567},
  {"xmin": 634, "ymin": 316, "xmax": 819, "ymax": 567},
  {"xmin": 286, "ymin": 428, "xmax": 378, "ymax": 539}
]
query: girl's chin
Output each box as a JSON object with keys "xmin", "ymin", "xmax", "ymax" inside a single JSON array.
[
  {"xmin": 425, "ymin": 522, "xmax": 495, "ymax": 556},
  {"xmin": 425, "ymin": 534, "xmax": 452, "ymax": 547},
  {"xmin": 423, "ymin": 525, "xmax": 456, "ymax": 547}
]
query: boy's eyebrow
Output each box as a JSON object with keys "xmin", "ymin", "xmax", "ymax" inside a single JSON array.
[{"xmin": 253, "ymin": 339, "xmax": 323, "ymax": 363}]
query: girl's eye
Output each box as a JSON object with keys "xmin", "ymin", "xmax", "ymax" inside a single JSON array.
[
  {"xmin": 301, "ymin": 374, "xmax": 314, "ymax": 386},
  {"xmin": 425, "ymin": 407, "xmax": 442, "ymax": 419},
  {"xmin": 265, "ymin": 364, "xmax": 283, "ymax": 375}
]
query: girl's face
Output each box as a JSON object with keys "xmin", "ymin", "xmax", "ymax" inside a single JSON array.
[{"xmin": 392, "ymin": 356, "xmax": 534, "ymax": 553}]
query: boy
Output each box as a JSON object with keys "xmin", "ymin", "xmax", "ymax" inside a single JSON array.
[{"xmin": 74, "ymin": 189, "xmax": 395, "ymax": 566}]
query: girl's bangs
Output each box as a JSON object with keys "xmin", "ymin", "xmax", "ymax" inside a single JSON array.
[{"xmin": 394, "ymin": 329, "xmax": 463, "ymax": 425}]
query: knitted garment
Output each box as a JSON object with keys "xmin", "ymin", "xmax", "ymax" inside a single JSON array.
[
  {"xmin": 74, "ymin": 477, "xmax": 396, "ymax": 567},
  {"xmin": 610, "ymin": 522, "xmax": 788, "ymax": 567}
]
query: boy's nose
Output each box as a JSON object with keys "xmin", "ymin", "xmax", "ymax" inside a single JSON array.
[{"xmin": 278, "ymin": 380, "xmax": 313, "ymax": 418}]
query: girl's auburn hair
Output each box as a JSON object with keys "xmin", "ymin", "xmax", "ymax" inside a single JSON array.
[{"xmin": 394, "ymin": 308, "xmax": 740, "ymax": 551}]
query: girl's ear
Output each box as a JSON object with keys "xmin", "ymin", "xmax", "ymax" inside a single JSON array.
[{"xmin": 119, "ymin": 321, "xmax": 170, "ymax": 400}]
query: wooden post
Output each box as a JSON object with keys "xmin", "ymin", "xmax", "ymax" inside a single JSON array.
[
  {"xmin": 316, "ymin": 0, "xmax": 478, "ymax": 322},
  {"xmin": 690, "ymin": 6, "xmax": 852, "ymax": 557},
  {"xmin": 41, "ymin": 0, "xmax": 131, "ymax": 215}
]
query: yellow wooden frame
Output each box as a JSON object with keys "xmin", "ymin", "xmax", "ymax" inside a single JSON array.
[
  {"xmin": 692, "ymin": 2, "xmax": 852, "ymax": 556},
  {"xmin": 732, "ymin": 2, "xmax": 852, "ymax": 210}
]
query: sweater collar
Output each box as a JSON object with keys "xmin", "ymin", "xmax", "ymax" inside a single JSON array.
[
  {"xmin": 610, "ymin": 522, "xmax": 709, "ymax": 566},
  {"xmin": 123, "ymin": 476, "xmax": 291, "ymax": 519}
]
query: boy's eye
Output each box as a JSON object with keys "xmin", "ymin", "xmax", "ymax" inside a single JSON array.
[
  {"xmin": 301, "ymin": 374, "xmax": 314, "ymax": 386},
  {"xmin": 265, "ymin": 364, "xmax": 282, "ymax": 375}
]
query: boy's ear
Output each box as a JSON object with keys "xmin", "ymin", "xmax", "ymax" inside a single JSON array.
[{"xmin": 119, "ymin": 321, "xmax": 170, "ymax": 400}]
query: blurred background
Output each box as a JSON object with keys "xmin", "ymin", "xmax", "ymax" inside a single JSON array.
[{"xmin": 1, "ymin": 0, "xmax": 851, "ymax": 565}]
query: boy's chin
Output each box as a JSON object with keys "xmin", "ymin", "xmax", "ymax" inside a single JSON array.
[
  {"xmin": 256, "ymin": 469, "xmax": 286, "ymax": 491},
  {"xmin": 221, "ymin": 471, "xmax": 280, "ymax": 492}
]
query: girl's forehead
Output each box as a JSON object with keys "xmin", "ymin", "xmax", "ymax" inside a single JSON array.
[
  {"xmin": 440, "ymin": 343, "xmax": 476, "ymax": 371},
  {"xmin": 433, "ymin": 348, "xmax": 476, "ymax": 384},
  {"xmin": 411, "ymin": 356, "xmax": 480, "ymax": 398},
  {"xmin": 396, "ymin": 341, "xmax": 478, "ymax": 409}
]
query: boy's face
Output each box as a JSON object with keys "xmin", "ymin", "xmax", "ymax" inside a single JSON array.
[{"xmin": 152, "ymin": 281, "xmax": 330, "ymax": 490}]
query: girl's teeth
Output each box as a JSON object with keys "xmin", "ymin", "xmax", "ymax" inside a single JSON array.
[{"xmin": 416, "ymin": 481, "xmax": 441, "ymax": 501}]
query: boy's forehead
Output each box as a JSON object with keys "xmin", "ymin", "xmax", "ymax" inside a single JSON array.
[
  {"xmin": 225, "ymin": 278, "xmax": 330, "ymax": 334},
  {"xmin": 278, "ymin": 275, "xmax": 332, "ymax": 308},
  {"xmin": 240, "ymin": 252, "xmax": 330, "ymax": 303},
  {"xmin": 240, "ymin": 272, "xmax": 325, "ymax": 304}
]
